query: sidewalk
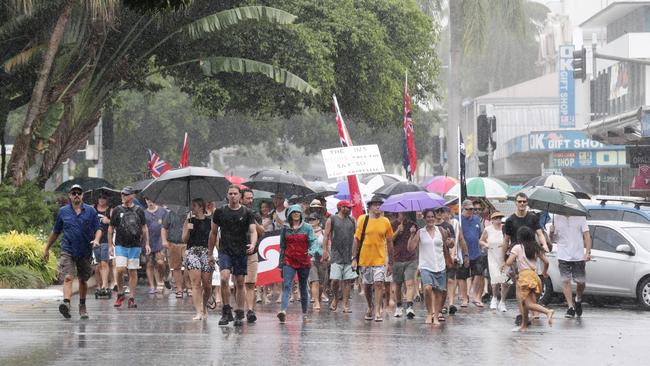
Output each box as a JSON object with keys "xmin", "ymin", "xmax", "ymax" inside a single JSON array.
[{"xmin": 0, "ymin": 276, "xmax": 95, "ymax": 301}]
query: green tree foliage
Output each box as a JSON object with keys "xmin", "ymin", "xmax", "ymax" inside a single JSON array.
[{"xmin": 0, "ymin": 182, "xmax": 57, "ymax": 234}]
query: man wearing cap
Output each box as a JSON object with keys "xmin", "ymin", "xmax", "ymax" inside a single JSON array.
[
  {"xmin": 108, "ymin": 186, "xmax": 150, "ymax": 309},
  {"xmin": 44, "ymin": 184, "xmax": 102, "ymax": 319},
  {"xmin": 322, "ymin": 200, "xmax": 357, "ymax": 312},
  {"xmin": 352, "ymin": 195, "xmax": 394, "ymax": 321},
  {"xmin": 461, "ymin": 199, "xmax": 486, "ymax": 307}
]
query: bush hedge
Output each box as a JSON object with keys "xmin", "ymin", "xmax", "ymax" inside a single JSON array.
[
  {"xmin": 0, "ymin": 182, "xmax": 58, "ymax": 235},
  {"xmin": 0, "ymin": 231, "xmax": 58, "ymax": 288}
]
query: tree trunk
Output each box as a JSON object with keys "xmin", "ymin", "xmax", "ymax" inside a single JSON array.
[
  {"xmin": 8, "ymin": 0, "xmax": 75, "ymax": 186},
  {"xmin": 0, "ymin": 101, "xmax": 8, "ymax": 183},
  {"xmin": 446, "ymin": 0, "xmax": 463, "ymax": 178}
]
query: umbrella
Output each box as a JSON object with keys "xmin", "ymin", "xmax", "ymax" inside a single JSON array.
[
  {"xmin": 141, "ymin": 166, "xmax": 230, "ymax": 207},
  {"xmin": 380, "ymin": 191, "xmax": 446, "ymax": 212},
  {"xmin": 523, "ymin": 175, "xmax": 590, "ymax": 199},
  {"xmin": 82, "ymin": 187, "xmax": 121, "ymax": 207},
  {"xmin": 446, "ymin": 177, "xmax": 509, "ymax": 199},
  {"xmin": 513, "ymin": 186, "xmax": 587, "ymax": 216},
  {"xmin": 363, "ymin": 173, "xmax": 407, "ymax": 193},
  {"xmin": 225, "ymin": 175, "xmax": 249, "ymax": 189},
  {"xmin": 421, "ymin": 175, "xmax": 458, "ymax": 195},
  {"xmin": 130, "ymin": 178, "xmax": 153, "ymax": 193},
  {"xmin": 244, "ymin": 169, "xmax": 314, "ymax": 197},
  {"xmin": 55, "ymin": 177, "xmax": 113, "ymax": 193},
  {"xmin": 331, "ymin": 180, "xmax": 372, "ymax": 201},
  {"xmin": 374, "ymin": 181, "xmax": 427, "ymax": 198}
]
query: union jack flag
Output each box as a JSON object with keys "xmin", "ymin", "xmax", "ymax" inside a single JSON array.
[{"xmin": 147, "ymin": 149, "xmax": 171, "ymax": 178}]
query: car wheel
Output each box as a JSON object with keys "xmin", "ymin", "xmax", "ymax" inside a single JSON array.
[
  {"xmin": 637, "ymin": 277, "xmax": 650, "ymax": 311},
  {"xmin": 539, "ymin": 276, "xmax": 553, "ymax": 305}
]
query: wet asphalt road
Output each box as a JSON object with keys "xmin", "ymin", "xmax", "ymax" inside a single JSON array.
[{"xmin": 0, "ymin": 287, "xmax": 648, "ymax": 366}]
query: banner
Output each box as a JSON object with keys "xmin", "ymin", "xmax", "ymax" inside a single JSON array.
[
  {"xmin": 558, "ymin": 45, "xmax": 576, "ymax": 128},
  {"xmin": 402, "ymin": 74, "xmax": 417, "ymax": 179},
  {"xmin": 321, "ymin": 145, "xmax": 385, "ymax": 178},
  {"xmin": 256, "ymin": 229, "xmax": 282, "ymax": 286}
]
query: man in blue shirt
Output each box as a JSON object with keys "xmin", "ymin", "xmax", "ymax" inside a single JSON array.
[
  {"xmin": 461, "ymin": 199, "xmax": 486, "ymax": 307},
  {"xmin": 44, "ymin": 184, "xmax": 102, "ymax": 319}
]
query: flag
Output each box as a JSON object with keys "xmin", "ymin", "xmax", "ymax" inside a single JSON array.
[
  {"xmin": 179, "ymin": 132, "xmax": 189, "ymax": 168},
  {"xmin": 402, "ymin": 74, "xmax": 417, "ymax": 181},
  {"xmin": 459, "ymin": 129, "xmax": 467, "ymax": 202},
  {"xmin": 147, "ymin": 149, "xmax": 171, "ymax": 178},
  {"xmin": 333, "ymin": 94, "xmax": 364, "ymax": 218}
]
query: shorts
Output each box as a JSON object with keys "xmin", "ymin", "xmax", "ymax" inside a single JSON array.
[
  {"xmin": 218, "ymin": 252, "xmax": 248, "ymax": 276},
  {"xmin": 558, "ymin": 260, "xmax": 586, "ymax": 284},
  {"xmin": 392, "ymin": 260, "xmax": 417, "ymax": 283},
  {"xmin": 185, "ymin": 246, "xmax": 214, "ymax": 273},
  {"xmin": 517, "ymin": 269, "xmax": 542, "ymax": 299},
  {"xmin": 115, "ymin": 245, "xmax": 141, "ymax": 270},
  {"xmin": 308, "ymin": 260, "xmax": 328, "ymax": 283},
  {"xmin": 447, "ymin": 261, "xmax": 470, "ymax": 280},
  {"xmin": 59, "ymin": 252, "xmax": 93, "ymax": 281},
  {"xmin": 245, "ymin": 254, "xmax": 258, "ymax": 284},
  {"xmin": 360, "ymin": 266, "xmax": 386, "ymax": 285},
  {"xmin": 329, "ymin": 263, "xmax": 358, "ymax": 281},
  {"xmin": 142, "ymin": 250, "xmax": 165, "ymax": 266},
  {"xmin": 421, "ymin": 268, "xmax": 447, "ymax": 291},
  {"xmin": 168, "ymin": 244, "xmax": 187, "ymax": 270},
  {"xmin": 93, "ymin": 243, "xmax": 109, "ymax": 262},
  {"xmin": 470, "ymin": 255, "xmax": 487, "ymax": 277}
]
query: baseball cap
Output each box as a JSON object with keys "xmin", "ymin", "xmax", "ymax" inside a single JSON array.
[
  {"xmin": 307, "ymin": 212, "xmax": 320, "ymax": 221},
  {"xmin": 462, "ymin": 199, "xmax": 474, "ymax": 208},
  {"xmin": 121, "ymin": 186, "xmax": 135, "ymax": 195},
  {"xmin": 68, "ymin": 184, "xmax": 83, "ymax": 193},
  {"xmin": 337, "ymin": 200, "xmax": 353, "ymax": 209},
  {"xmin": 309, "ymin": 199, "xmax": 323, "ymax": 208}
]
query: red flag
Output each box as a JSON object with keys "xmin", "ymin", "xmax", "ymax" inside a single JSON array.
[
  {"xmin": 179, "ymin": 132, "xmax": 189, "ymax": 168},
  {"xmin": 147, "ymin": 149, "xmax": 171, "ymax": 178},
  {"xmin": 402, "ymin": 75, "xmax": 417, "ymax": 180},
  {"xmin": 333, "ymin": 95, "xmax": 364, "ymax": 218}
]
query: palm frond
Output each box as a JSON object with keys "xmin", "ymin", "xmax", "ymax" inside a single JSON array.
[
  {"xmin": 3, "ymin": 45, "xmax": 43, "ymax": 73},
  {"xmin": 462, "ymin": 0, "xmax": 488, "ymax": 55},
  {"xmin": 185, "ymin": 6, "xmax": 297, "ymax": 39},
  {"xmin": 200, "ymin": 56, "xmax": 318, "ymax": 95}
]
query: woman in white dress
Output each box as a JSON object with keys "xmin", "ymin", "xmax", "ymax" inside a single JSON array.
[{"xmin": 480, "ymin": 211, "xmax": 510, "ymax": 312}]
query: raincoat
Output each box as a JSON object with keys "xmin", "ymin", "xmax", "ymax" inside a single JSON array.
[{"xmin": 279, "ymin": 205, "xmax": 319, "ymax": 269}]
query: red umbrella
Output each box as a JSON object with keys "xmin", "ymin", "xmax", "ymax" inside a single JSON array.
[
  {"xmin": 225, "ymin": 175, "xmax": 248, "ymax": 189},
  {"xmin": 422, "ymin": 176, "xmax": 458, "ymax": 195}
]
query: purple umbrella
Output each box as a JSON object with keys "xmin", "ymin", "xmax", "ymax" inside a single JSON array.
[{"xmin": 380, "ymin": 191, "xmax": 446, "ymax": 212}]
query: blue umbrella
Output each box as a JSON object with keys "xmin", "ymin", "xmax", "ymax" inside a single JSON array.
[{"xmin": 380, "ymin": 191, "xmax": 446, "ymax": 212}]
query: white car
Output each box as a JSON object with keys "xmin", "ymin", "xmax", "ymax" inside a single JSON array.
[{"xmin": 542, "ymin": 220, "xmax": 650, "ymax": 310}]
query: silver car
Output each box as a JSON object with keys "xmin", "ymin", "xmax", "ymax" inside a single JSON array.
[{"xmin": 544, "ymin": 220, "xmax": 650, "ymax": 310}]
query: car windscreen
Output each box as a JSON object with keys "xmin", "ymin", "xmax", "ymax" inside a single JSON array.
[{"xmin": 623, "ymin": 227, "xmax": 650, "ymax": 251}]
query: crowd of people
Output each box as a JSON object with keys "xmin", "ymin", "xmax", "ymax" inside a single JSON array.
[{"xmin": 46, "ymin": 183, "xmax": 592, "ymax": 331}]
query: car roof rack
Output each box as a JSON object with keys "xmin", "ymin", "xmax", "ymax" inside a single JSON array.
[{"xmin": 591, "ymin": 195, "xmax": 650, "ymax": 209}]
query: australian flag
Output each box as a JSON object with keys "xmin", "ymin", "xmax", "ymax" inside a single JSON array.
[
  {"xmin": 402, "ymin": 76, "xmax": 417, "ymax": 181},
  {"xmin": 147, "ymin": 149, "xmax": 171, "ymax": 178}
]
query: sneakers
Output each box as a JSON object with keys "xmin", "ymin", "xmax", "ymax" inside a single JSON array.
[
  {"xmin": 127, "ymin": 297, "xmax": 137, "ymax": 308},
  {"xmin": 114, "ymin": 294, "xmax": 126, "ymax": 307},
  {"xmin": 490, "ymin": 297, "xmax": 498, "ymax": 310},
  {"xmin": 234, "ymin": 310, "xmax": 245, "ymax": 327},
  {"xmin": 59, "ymin": 302, "xmax": 71, "ymax": 319},
  {"xmin": 164, "ymin": 280, "xmax": 172, "ymax": 290},
  {"xmin": 246, "ymin": 310, "xmax": 257, "ymax": 323},
  {"xmin": 219, "ymin": 305, "xmax": 234, "ymax": 325},
  {"xmin": 79, "ymin": 304, "xmax": 88, "ymax": 319},
  {"xmin": 406, "ymin": 306, "xmax": 415, "ymax": 319},
  {"xmin": 277, "ymin": 311, "xmax": 286, "ymax": 323},
  {"xmin": 575, "ymin": 301, "xmax": 583, "ymax": 317},
  {"xmin": 565, "ymin": 307, "xmax": 576, "ymax": 318},
  {"xmin": 498, "ymin": 301, "xmax": 507, "ymax": 312},
  {"xmin": 394, "ymin": 307, "xmax": 403, "ymax": 318},
  {"xmin": 448, "ymin": 305, "xmax": 457, "ymax": 315}
]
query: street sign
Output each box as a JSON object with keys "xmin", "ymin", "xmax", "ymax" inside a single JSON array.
[
  {"xmin": 321, "ymin": 144, "xmax": 385, "ymax": 178},
  {"xmin": 626, "ymin": 145, "xmax": 650, "ymax": 168}
]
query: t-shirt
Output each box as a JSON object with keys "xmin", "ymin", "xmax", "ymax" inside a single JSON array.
[
  {"xmin": 162, "ymin": 209, "xmax": 185, "ymax": 244},
  {"xmin": 110, "ymin": 205, "xmax": 146, "ymax": 248},
  {"xmin": 391, "ymin": 219, "xmax": 417, "ymax": 262},
  {"xmin": 145, "ymin": 206, "xmax": 168, "ymax": 252},
  {"xmin": 329, "ymin": 214, "xmax": 356, "ymax": 264},
  {"xmin": 355, "ymin": 215, "xmax": 394, "ymax": 267},
  {"xmin": 53, "ymin": 204, "xmax": 100, "ymax": 258},
  {"xmin": 503, "ymin": 212, "xmax": 541, "ymax": 245},
  {"xmin": 212, "ymin": 205, "xmax": 255, "ymax": 256},
  {"xmin": 510, "ymin": 244, "xmax": 538, "ymax": 272},
  {"xmin": 553, "ymin": 215, "xmax": 589, "ymax": 261},
  {"xmin": 461, "ymin": 214, "xmax": 482, "ymax": 260},
  {"xmin": 95, "ymin": 206, "xmax": 110, "ymax": 244},
  {"xmin": 187, "ymin": 216, "xmax": 212, "ymax": 249}
]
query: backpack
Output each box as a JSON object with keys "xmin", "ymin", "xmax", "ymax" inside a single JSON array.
[{"xmin": 119, "ymin": 206, "xmax": 142, "ymax": 243}]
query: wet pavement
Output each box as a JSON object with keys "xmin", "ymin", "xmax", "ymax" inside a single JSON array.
[{"xmin": 0, "ymin": 287, "xmax": 648, "ymax": 366}]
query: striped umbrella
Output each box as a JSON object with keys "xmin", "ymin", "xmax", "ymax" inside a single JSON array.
[
  {"xmin": 523, "ymin": 175, "xmax": 590, "ymax": 199},
  {"xmin": 421, "ymin": 175, "xmax": 458, "ymax": 195},
  {"xmin": 446, "ymin": 177, "xmax": 509, "ymax": 199}
]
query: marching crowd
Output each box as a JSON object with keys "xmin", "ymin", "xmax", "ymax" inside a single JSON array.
[{"xmin": 45, "ymin": 182, "xmax": 592, "ymax": 331}]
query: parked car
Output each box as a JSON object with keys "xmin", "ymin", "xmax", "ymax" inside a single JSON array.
[
  {"xmin": 582, "ymin": 196, "xmax": 650, "ymax": 224},
  {"xmin": 541, "ymin": 220, "xmax": 650, "ymax": 310}
]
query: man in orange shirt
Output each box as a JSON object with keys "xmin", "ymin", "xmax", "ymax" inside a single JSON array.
[{"xmin": 352, "ymin": 195, "xmax": 394, "ymax": 322}]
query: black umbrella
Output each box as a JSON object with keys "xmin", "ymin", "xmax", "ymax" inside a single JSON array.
[
  {"xmin": 523, "ymin": 175, "xmax": 590, "ymax": 199},
  {"xmin": 513, "ymin": 186, "xmax": 588, "ymax": 216},
  {"xmin": 373, "ymin": 181, "xmax": 427, "ymax": 198},
  {"xmin": 244, "ymin": 169, "xmax": 314, "ymax": 197},
  {"xmin": 141, "ymin": 166, "xmax": 231, "ymax": 207},
  {"xmin": 130, "ymin": 178, "xmax": 154, "ymax": 193},
  {"xmin": 55, "ymin": 177, "xmax": 113, "ymax": 193},
  {"xmin": 82, "ymin": 187, "xmax": 121, "ymax": 207}
]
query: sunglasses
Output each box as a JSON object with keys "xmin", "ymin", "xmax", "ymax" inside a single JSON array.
[
  {"xmin": 434, "ymin": 209, "xmax": 444, "ymax": 213},
  {"xmin": 517, "ymin": 200, "xmax": 528, "ymax": 203},
  {"xmin": 121, "ymin": 193, "xmax": 132, "ymax": 196},
  {"xmin": 70, "ymin": 191, "xmax": 83, "ymax": 196}
]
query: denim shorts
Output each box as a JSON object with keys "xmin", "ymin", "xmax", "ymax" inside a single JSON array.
[
  {"xmin": 93, "ymin": 242, "xmax": 109, "ymax": 262},
  {"xmin": 218, "ymin": 252, "xmax": 248, "ymax": 276},
  {"xmin": 421, "ymin": 269, "xmax": 447, "ymax": 291}
]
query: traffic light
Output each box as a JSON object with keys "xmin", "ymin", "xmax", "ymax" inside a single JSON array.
[
  {"xmin": 572, "ymin": 47, "xmax": 586, "ymax": 81},
  {"xmin": 477, "ymin": 114, "xmax": 490, "ymax": 152},
  {"xmin": 478, "ymin": 153, "xmax": 488, "ymax": 177},
  {"xmin": 488, "ymin": 116, "xmax": 497, "ymax": 151}
]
